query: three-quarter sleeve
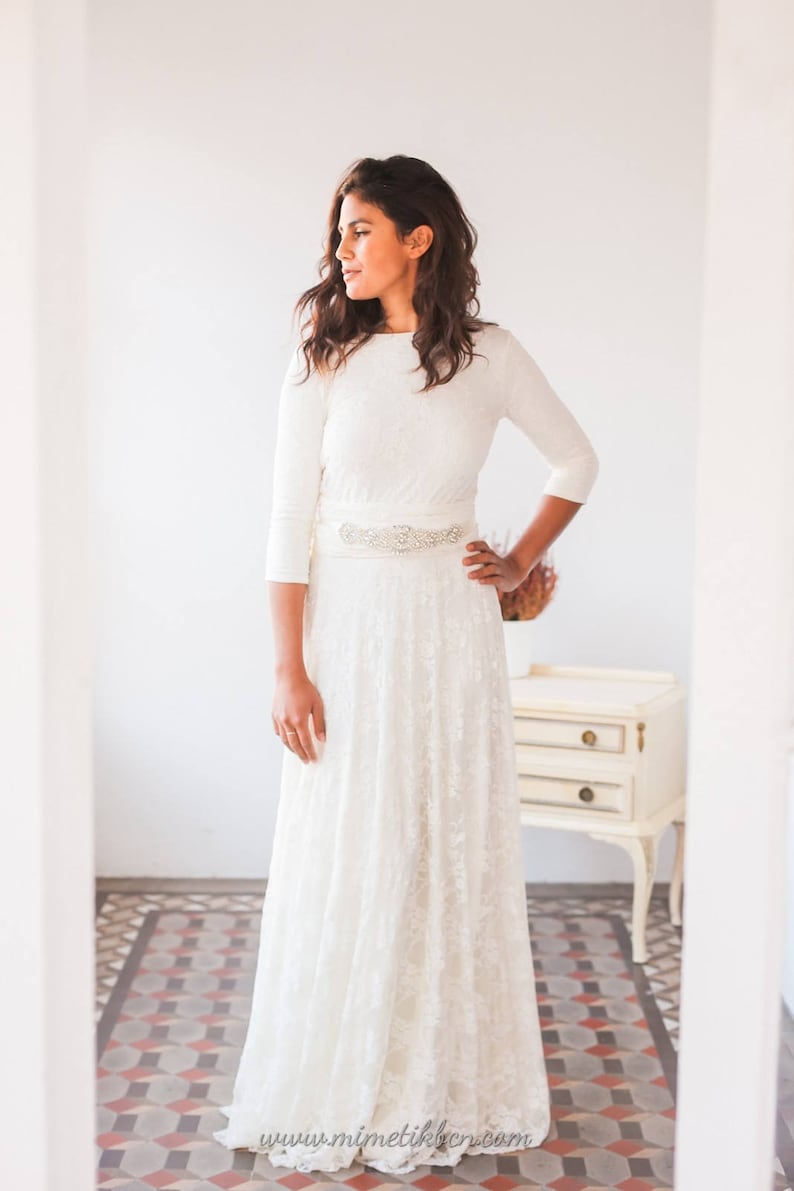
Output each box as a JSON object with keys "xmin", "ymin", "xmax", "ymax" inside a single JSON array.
[
  {"xmin": 500, "ymin": 330, "xmax": 599, "ymax": 504},
  {"xmin": 264, "ymin": 344, "xmax": 328, "ymax": 583}
]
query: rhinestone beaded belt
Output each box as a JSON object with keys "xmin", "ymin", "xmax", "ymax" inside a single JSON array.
[{"xmin": 337, "ymin": 520, "xmax": 464, "ymax": 555}]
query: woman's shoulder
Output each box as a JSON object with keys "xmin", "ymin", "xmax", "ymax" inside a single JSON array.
[
  {"xmin": 473, "ymin": 321, "xmax": 512, "ymax": 343},
  {"xmin": 472, "ymin": 321, "xmax": 514, "ymax": 360}
]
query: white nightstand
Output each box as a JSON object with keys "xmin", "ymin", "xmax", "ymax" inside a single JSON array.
[{"xmin": 510, "ymin": 663, "xmax": 686, "ymax": 963}]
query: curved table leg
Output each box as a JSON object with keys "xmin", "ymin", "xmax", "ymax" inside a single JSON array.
[
  {"xmin": 588, "ymin": 831, "xmax": 659, "ymax": 963},
  {"xmin": 668, "ymin": 819, "xmax": 685, "ymax": 927}
]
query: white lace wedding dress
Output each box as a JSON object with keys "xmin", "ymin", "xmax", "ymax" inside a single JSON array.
[{"xmin": 212, "ymin": 323, "xmax": 599, "ymax": 1174}]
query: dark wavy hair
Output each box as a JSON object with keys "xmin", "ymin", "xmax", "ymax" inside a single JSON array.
[{"xmin": 292, "ymin": 155, "xmax": 498, "ymax": 393}]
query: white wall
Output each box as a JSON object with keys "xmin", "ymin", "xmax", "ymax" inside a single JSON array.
[{"xmin": 89, "ymin": 0, "xmax": 712, "ymax": 878}]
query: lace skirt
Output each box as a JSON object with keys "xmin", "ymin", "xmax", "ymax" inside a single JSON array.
[{"xmin": 213, "ymin": 499, "xmax": 551, "ymax": 1174}]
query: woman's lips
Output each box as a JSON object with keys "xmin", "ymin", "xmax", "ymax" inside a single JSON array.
[{"xmin": 343, "ymin": 270, "xmax": 360, "ymax": 279}]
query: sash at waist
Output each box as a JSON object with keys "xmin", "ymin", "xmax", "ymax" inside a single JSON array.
[{"xmin": 313, "ymin": 499, "xmax": 478, "ymax": 559}]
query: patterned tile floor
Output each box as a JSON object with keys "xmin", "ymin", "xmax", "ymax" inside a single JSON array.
[{"xmin": 94, "ymin": 881, "xmax": 793, "ymax": 1190}]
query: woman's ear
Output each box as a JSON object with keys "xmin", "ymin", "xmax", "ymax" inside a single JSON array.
[{"xmin": 407, "ymin": 225, "xmax": 433, "ymax": 257}]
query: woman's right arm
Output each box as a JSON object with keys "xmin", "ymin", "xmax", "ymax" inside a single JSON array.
[{"xmin": 265, "ymin": 344, "xmax": 328, "ymax": 763}]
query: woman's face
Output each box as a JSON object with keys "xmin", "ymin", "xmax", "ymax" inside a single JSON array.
[{"xmin": 334, "ymin": 193, "xmax": 431, "ymax": 303}]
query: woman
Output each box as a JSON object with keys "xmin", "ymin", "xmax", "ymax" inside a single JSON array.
[{"xmin": 213, "ymin": 154, "xmax": 599, "ymax": 1174}]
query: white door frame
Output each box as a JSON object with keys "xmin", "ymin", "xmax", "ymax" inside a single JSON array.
[
  {"xmin": 0, "ymin": 0, "xmax": 95, "ymax": 1186},
  {"xmin": 1, "ymin": 2, "xmax": 792, "ymax": 1189},
  {"xmin": 674, "ymin": 2, "xmax": 794, "ymax": 1187}
]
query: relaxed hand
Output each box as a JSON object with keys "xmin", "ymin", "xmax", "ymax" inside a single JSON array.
[{"xmin": 272, "ymin": 669, "xmax": 326, "ymax": 764}]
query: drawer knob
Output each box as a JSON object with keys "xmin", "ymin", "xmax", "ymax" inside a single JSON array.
[
  {"xmin": 578, "ymin": 786, "xmax": 595, "ymax": 803},
  {"xmin": 581, "ymin": 729, "xmax": 597, "ymax": 746}
]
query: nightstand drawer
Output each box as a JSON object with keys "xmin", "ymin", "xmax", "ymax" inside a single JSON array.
[
  {"xmin": 514, "ymin": 714, "xmax": 625, "ymax": 754},
  {"xmin": 517, "ymin": 771, "xmax": 632, "ymax": 817}
]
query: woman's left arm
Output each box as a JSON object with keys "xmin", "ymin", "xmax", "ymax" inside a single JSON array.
[{"xmin": 464, "ymin": 330, "xmax": 599, "ymax": 589}]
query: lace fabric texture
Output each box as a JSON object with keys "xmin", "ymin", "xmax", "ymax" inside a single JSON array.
[{"xmin": 214, "ymin": 326, "xmax": 599, "ymax": 1173}]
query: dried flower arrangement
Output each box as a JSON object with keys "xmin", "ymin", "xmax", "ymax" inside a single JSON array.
[{"xmin": 488, "ymin": 531, "xmax": 558, "ymax": 622}]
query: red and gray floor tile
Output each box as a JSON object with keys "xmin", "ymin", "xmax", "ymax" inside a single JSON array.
[{"xmin": 94, "ymin": 881, "xmax": 793, "ymax": 1190}]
